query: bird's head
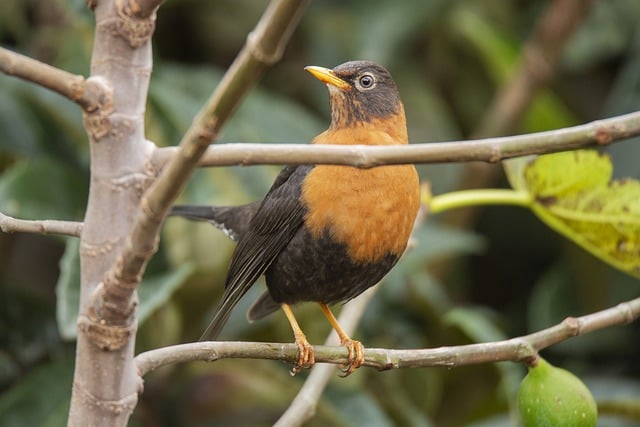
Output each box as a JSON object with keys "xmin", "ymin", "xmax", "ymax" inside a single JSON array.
[{"xmin": 305, "ymin": 61, "xmax": 404, "ymax": 131}]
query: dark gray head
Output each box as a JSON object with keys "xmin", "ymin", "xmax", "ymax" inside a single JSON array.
[{"xmin": 305, "ymin": 61, "xmax": 402, "ymax": 128}]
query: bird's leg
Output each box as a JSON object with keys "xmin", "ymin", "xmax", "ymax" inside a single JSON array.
[
  {"xmin": 319, "ymin": 303, "xmax": 365, "ymax": 377},
  {"xmin": 281, "ymin": 303, "xmax": 315, "ymax": 375}
]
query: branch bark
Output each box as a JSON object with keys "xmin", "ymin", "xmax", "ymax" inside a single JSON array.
[
  {"xmin": 0, "ymin": 212, "xmax": 82, "ymax": 236},
  {"xmin": 1, "ymin": 110, "xmax": 638, "ymax": 241},
  {"xmin": 69, "ymin": 0, "xmax": 157, "ymax": 424},
  {"xmin": 0, "ymin": 46, "xmax": 110, "ymax": 112},
  {"xmin": 135, "ymin": 296, "xmax": 640, "ymax": 374},
  {"xmin": 152, "ymin": 110, "xmax": 640, "ymax": 168}
]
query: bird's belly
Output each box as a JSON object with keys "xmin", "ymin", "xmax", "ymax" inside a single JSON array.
[
  {"xmin": 265, "ymin": 163, "xmax": 419, "ymax": 305},
  {"xmin": 265, "ymin": 227, "xmax": 398, "ymax": 305},
  {"xmin": 302, "ymin": 164, "xmax": 420, "ymax": 263}
]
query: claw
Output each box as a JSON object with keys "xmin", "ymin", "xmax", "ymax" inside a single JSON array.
[
  {"xmin": 338, "ymin": 338, "xmax": 365, "ymax": 377},
  {"xmin": 290, "ymin": 334, "xmax": 315, "ymax": 376},
  {"xmin": 281, "ymin": 303, "xmax": 316, "ymax": 375},
  {"xmin": 319, "ymin": 303, "xmax": 366, "ymax": 377}
]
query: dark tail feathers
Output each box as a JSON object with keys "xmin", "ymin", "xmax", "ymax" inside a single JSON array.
[{"xmin": 170, "ymin": 202, "xmax": 260, "ymax": 241}]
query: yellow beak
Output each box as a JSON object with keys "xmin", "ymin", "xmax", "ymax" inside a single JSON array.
[{"xmin": 304, "ymin": 66, "xmax": 351, "ymax": 91}]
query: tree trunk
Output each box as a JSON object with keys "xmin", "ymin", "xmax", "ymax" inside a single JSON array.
[{"xmin": 68, "ymin": 1, "xmax": 156, "ymax": 424}]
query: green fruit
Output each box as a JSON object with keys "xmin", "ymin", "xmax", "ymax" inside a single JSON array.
[{"xmin": 517, "ymin": 358, "xmax": 597, "ymax": 427}]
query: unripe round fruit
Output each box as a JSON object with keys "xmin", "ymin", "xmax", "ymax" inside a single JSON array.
[{"xmin": 517, "ymin": 358, "xmax": 597, "ymax": 427}]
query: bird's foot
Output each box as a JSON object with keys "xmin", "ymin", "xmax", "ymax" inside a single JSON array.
[
  {"xmin": 290, "ymin": 334, "xmax": 315, "ymax": 376},
  {"xmin": 338, "ymin": 338, "xmax": 365, "ymax": 377}
]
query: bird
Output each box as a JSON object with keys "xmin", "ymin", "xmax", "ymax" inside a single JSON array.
[{"xmin": 170, "ymin": 60, "xmax": 420, "ymax": 376}]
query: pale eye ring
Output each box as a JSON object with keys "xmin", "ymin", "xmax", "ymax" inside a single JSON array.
[{"xmin": 357, "ymin": 73, "xmax": 375, "ymax": 90}]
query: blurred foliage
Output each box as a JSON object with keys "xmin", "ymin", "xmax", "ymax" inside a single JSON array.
[{"xmin": 1, "ymin": 0, "xmax": 640, "ymax": 426}]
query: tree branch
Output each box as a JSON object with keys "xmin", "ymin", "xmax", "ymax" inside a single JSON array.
[
  {"xmin": 2, "ymin": 109, "xmax": 637, "ymax": 241},
  {"xmin": 94, "ymin": 0, "xmax": 309, "ymax": 326},
  {"xmin": 274, "ymin": 287, "xmax": 377, "ymax": 427},
  {"xmin": 0, "ymin": 46, "xmax": 110, "ymax": 112},
  {"xmin": 135, "ymin": 296, "xmax": 640, "ymax": 375},
  {"xmin": 151, "ymin": 110, "xmax": 640, "ymax": 168},
  {"xmin": 0, "ymin": 212, "xmax": 83, "ymax": 237}
]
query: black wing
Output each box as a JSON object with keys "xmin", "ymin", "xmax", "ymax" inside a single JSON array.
[{"xmin": 200, "ymin": 165, "xmax": 312, "ymax": 340}]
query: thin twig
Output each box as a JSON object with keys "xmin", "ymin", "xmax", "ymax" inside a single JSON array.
[
  {"xmin": 0, "ymin": 47, "xmax": 109, "ymax": 112},
  {"xmin": 135, "ymin": 296, "xmax": 640, "ymax": 375},
  {"xmin": 0, "ymin": 212, "xmax": 83, "ymax": 237},
  {"xmin": 152, "ymin": 110, "xmax": 640, "ymax": 168}
]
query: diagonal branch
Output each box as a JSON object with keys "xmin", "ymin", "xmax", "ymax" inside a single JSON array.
[
  {"xmin": 135, "ymin": 296, "xmax": 640, "ymax": 375},
  {"xmin": 93, "ymin": 0, "xmax": 309, "ymax": 326},
  {"xmin": 151, "ymin": 110, "xmax": 640, "ymax": 168},
  {"xmin": 0, "ymin": 47, "xmax": 110, "ymax": 112}
]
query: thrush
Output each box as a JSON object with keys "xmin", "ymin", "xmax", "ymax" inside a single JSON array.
[{"xmin": 171, "ymin": 60, "xmax": 420, "ymax": 375}]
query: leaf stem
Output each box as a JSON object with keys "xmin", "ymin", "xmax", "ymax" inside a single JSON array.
[{"xmin": 429, "ymin": 189, "xmax": 532, "ymax": 214}]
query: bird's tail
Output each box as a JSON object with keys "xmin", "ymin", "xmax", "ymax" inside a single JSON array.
[{"xmin": 169, "ymin": 202, "xmax": 260, "ymax": 241}]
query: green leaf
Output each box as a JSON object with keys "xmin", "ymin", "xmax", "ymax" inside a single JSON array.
[
  {"xmin": 137, "ymin": 263, "xmax": 195, "ymax": 322},
  {"xmin": 56, "ymin": 238, "xmax": 81, "ymax": 340},
  {"xmin": 0, "ymin": 157, "xmax": 87, "ymax": 220},
  {"xmin": 56, "ymin": 237, "xmax": 195, "ymax": 339},
  {"xmin": 0, "ymin": 357, "xmax": 73, "ymax": 427},
  {"xmin": 518, "ymin": 150, "xmax": 640, "ymax": 278},
  {"xmin": 443, "ymin": 306, "xmax": 507, "ymax": 344}
]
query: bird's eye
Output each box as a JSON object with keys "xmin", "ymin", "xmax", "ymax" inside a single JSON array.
[{"xmin": 357, "ymin": 73, "xmax": 375, "ymax": 90}]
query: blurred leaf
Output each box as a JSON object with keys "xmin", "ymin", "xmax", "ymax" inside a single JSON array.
[
  {"xmin": 452, "ymin": 6, "xmax": 578, "ymax": 132},
  {"xmin": 563, "ymin": 0, "xmax": 640, "ymax": 70},
  {"xmin": 147, "ymin": 63, "xmax": 323, "ymax": 147},
  {"xmin": 57, "ymin": 237, "xmax": 195, "ymax": 339},
  {"xmin": 0, "ymin": 74, "xmax": 88, "ymax": 166},
  {"xmin": 56, "ymin": 238, "xmax": 80, "ymax": 340},
  {"xmin": 0, "ymin": 157, "xmax": 87, "ymax": 220},
  {"xmin": 443, "ymin": 306, "xmax": 507, "ymax": 343},
  {"xmin": 0, "ymin": 357, "xmax": 73, "ymax": 427},
  {"xmin": 137, "ymin": 263, "xmax": 195, "ymax": 322},
  {"xmin": 519, "ymin": 150, "xmax": 640, "ymax": 278},
  {"xmin": 325, "ymin": 388, "xmax": 395, "ymax": 427},
  {"xmin": 383, "ymin": 222, "xmax": 486, "ymax": 302}
]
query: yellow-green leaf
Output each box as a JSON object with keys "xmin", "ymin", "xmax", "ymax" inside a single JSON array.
[{"xmin": 521, "ymin": 150, "xmax": 640, "ymax": 278}]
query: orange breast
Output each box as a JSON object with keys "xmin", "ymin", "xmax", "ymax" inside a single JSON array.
[{"xmin": 301, "ymin": 124, "xmax": 420, "ymax": 263}]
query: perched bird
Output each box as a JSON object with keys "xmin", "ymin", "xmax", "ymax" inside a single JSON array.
[{"xmin": 171, "ymin": 61, "xmax": 420, "ymax": 375}]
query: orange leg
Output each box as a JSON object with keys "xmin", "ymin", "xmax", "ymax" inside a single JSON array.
[
  {"xmin": 281, "ymin": 303, "xmax": 315, "ymax": 375},
  {"xmin": 319, "ymin": 303, "xmax": 365, "ymax": 377}
]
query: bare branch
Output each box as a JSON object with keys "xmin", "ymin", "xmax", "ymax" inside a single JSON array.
[
  {"xmin": 0, "ymin": 212, "xmax": 83, "ymax": 237},
  {"xmin": 0, "ymin": 47, "xmax": 110, "ymax": 112},
  {"xmin": 135, "ymin": 296, "xmax": 640, "ymax": 376},
  {"xmin": 275, "ymin": 287, "xmax": 377, "ymax": 427},
  {"xmin": 151, "ymin": 110, "xmax": 640, "ymax": 168}
]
